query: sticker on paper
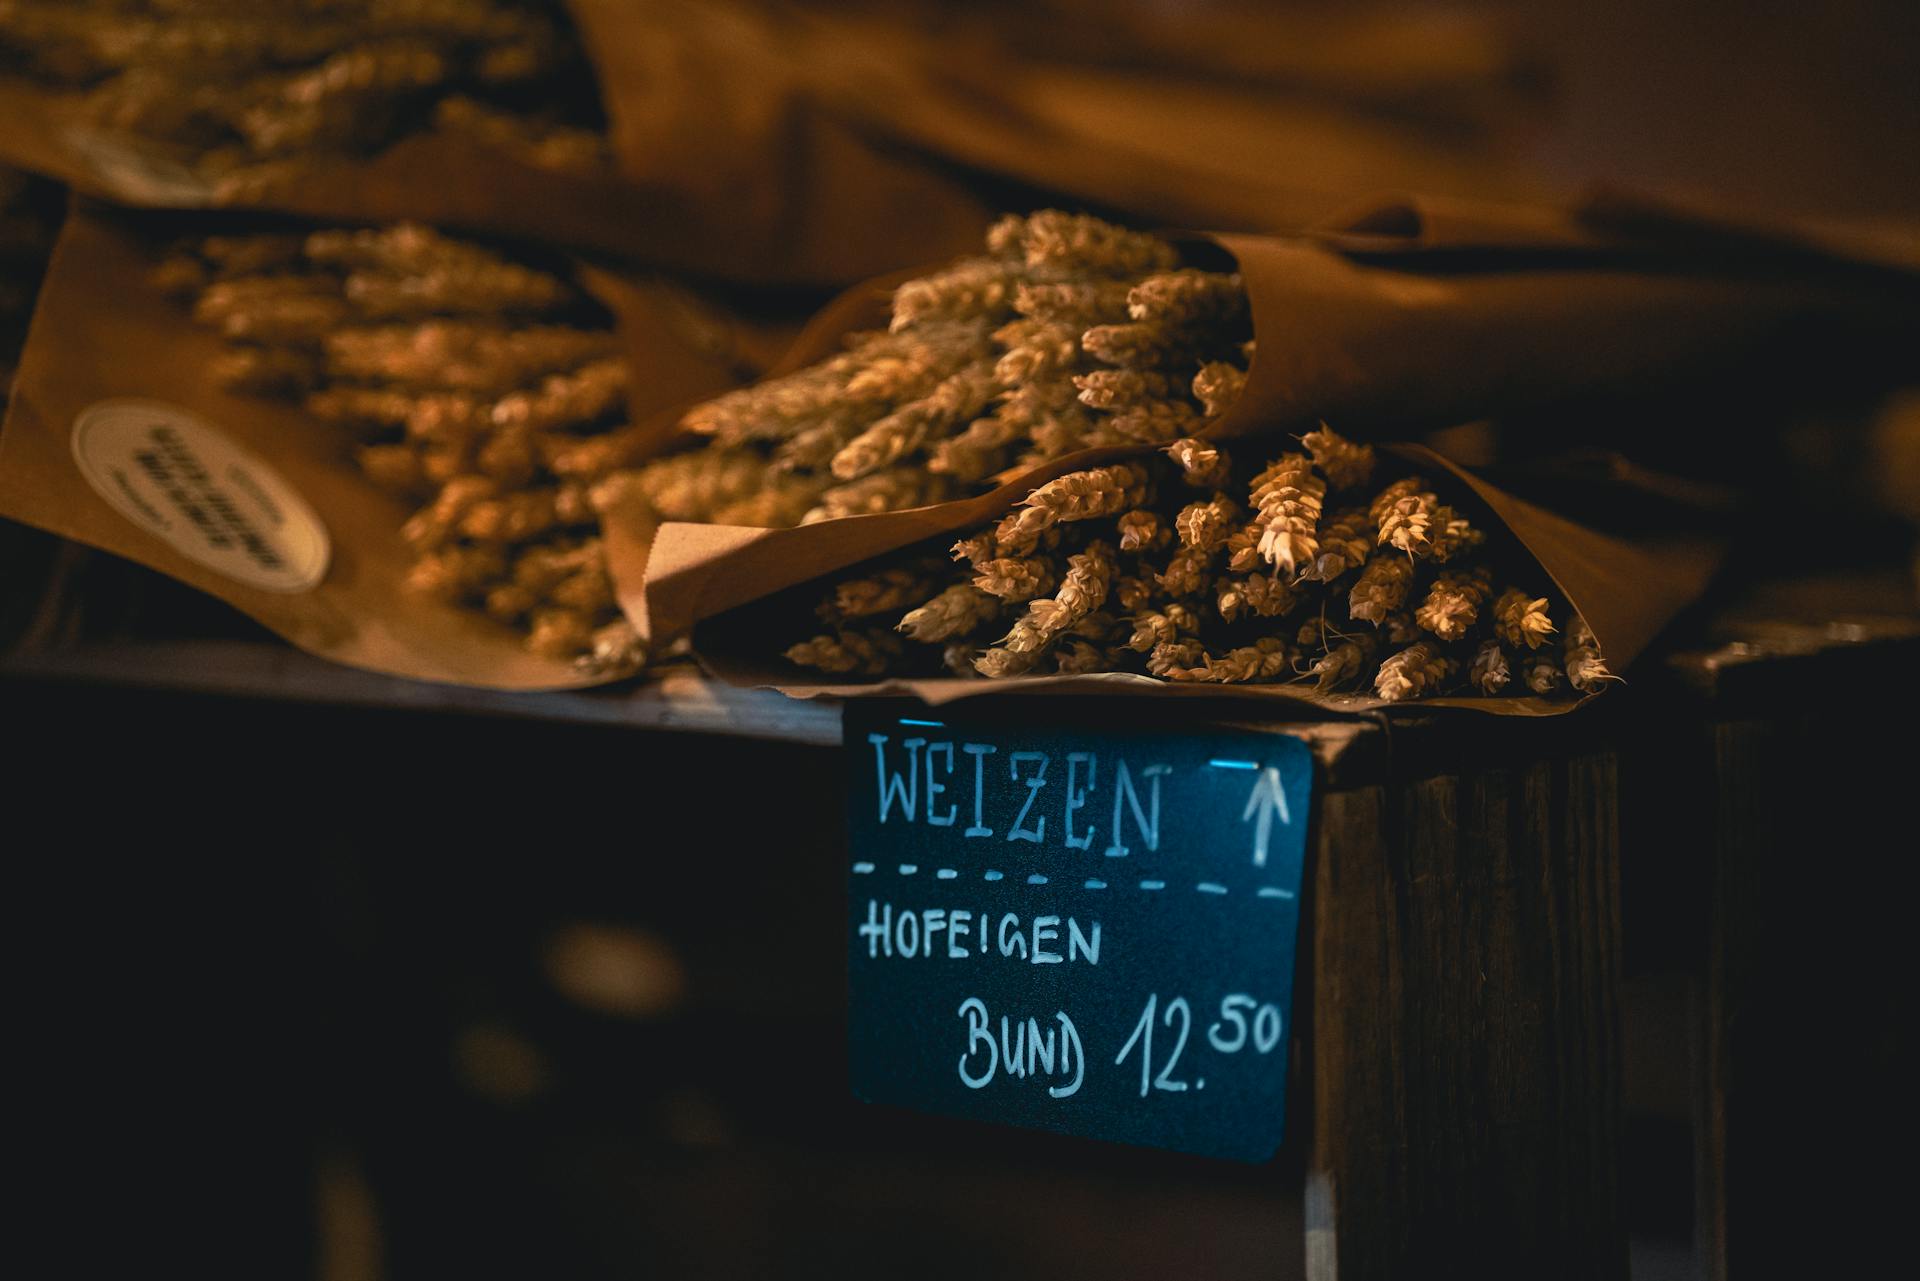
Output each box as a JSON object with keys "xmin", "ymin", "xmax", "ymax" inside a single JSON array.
[{"xmin": 71, "ymin": 399, "xmax": 330, "ymax": 593}]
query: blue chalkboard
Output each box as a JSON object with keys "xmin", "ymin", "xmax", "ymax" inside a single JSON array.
[{"xmin": 843, "ymin": 704, "xmax": 1312, "ymax": 1163}]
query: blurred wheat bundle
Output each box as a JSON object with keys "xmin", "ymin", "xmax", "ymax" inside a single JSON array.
[
  {"xmin": 0, "ymin": 0, "xmax": 609, "ymax": 197},
  {"xmin": 623, "ymin": 211, "xmax": 1255, "ymax": 529},
  {"xmin": 156, "ymin": 221, "xmax": 640, "ymax": 669},
  {"xmin": 781, "ymin": 427, "xmax": 1613, "ymax": 703}
]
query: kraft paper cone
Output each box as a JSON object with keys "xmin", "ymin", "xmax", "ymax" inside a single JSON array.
[
  {"xmin": 0, "ymin": 0, "xmax": 1515, "ymax": 284},
  {"xmin": 0, "ymin": 205, "xmax": 750, "ymax": 690},
  {"xmin": 0, "ymin": 56, "xmax": 991, "ymax": 288},
  {"xmin": 1201, "ymin": 217, "xmax": 1919, "ymax": 441},
  {"xmin": 635, "ymin": 196, "xmax": 1917, "ymax": 709},
  {"xmin": 579, "ymin": 0, "xmax": 1555, "ymax": 237},
  {"xmin": 661, "ymin": 441, "xmax": 1720, "ymax": 716}
]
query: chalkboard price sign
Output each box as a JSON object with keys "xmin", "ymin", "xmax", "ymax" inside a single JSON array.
[{"xmin": 843, "ymin": 704, "xmax": 1312, "ymax": 1162}]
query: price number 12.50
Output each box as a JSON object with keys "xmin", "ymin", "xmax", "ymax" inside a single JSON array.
[{"xmin": 1114, "ymin": 993, "xmax": 1283, "ymax": 1097}]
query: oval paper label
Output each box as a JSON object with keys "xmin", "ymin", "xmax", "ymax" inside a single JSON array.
[{"xmin": 71, "ymin": 400, "xmax": 331, "ymax": 594}]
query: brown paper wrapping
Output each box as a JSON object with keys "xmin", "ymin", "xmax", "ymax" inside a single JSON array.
[
  {"xmin": 0, "ymin": 205, "xmax": 750, "ymax": 690},
  {"xmin": 564, "ymin": 0, "xmax": 996, "ymax": 283},
  {"xmin": 638, "ymin": 197, "xmax": 1917, "ymax": 711},
  {"xmin": 0, "ymin": 0, "xmax": 1544, "ymax": 285},
  {"xmin": 0, "ymin": 55, "xmax": 992, "ymax": 289},
  {"xmin": 1202, "ymin": 201, "xmax": 1920, "ymax": 442},
  {"xmin": 659, "ymin": 442, "xmax": 1720, "ymax": 715},
  {"xmin": 574, "ymin": 0, "xmax": 1558, "ymax": 238}
]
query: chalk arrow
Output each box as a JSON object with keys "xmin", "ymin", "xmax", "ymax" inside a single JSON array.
[{"xmin": 1241, "ymin": 766, "xmax": 1290, "ymax": 867}]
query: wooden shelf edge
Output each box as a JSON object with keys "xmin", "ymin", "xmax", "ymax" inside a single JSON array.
[
  {"xmin": 0, "ymin": 638, "xmax": 1399, "ymax": 777},
  {"xmin": 0, "ymin": 640, "xmax": 846, "ymax": 746}
]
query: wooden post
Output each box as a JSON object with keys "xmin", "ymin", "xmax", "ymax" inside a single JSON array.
[
  {"xmin": 1659, "ymin": 618, "xmax": 1920, "ymax": 1280},
  {"xmin": 1695, "ymin": 705, "xmax": 1910, "ymax": 1279},
  {"xmin": 1305, "ymin": 754, "xmax": 1627, "ymax": 1280},
  {"xmin": 1696, "ymin": 720, "xmax": 1766, "ymax": 1280}
]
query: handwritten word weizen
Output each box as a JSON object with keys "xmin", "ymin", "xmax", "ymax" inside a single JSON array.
[{"xmin": 866, "ymin": 733, "xmax": 1170, "ymax": 856}]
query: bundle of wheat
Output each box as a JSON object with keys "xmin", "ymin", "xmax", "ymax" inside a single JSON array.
[
  {"xmin": 158, "ymin": 220, "xmax": 640, "ymax": 669},
  {"xmin": 780, "ymin": 428, "xmax": 1611, "ymax": 702}
]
